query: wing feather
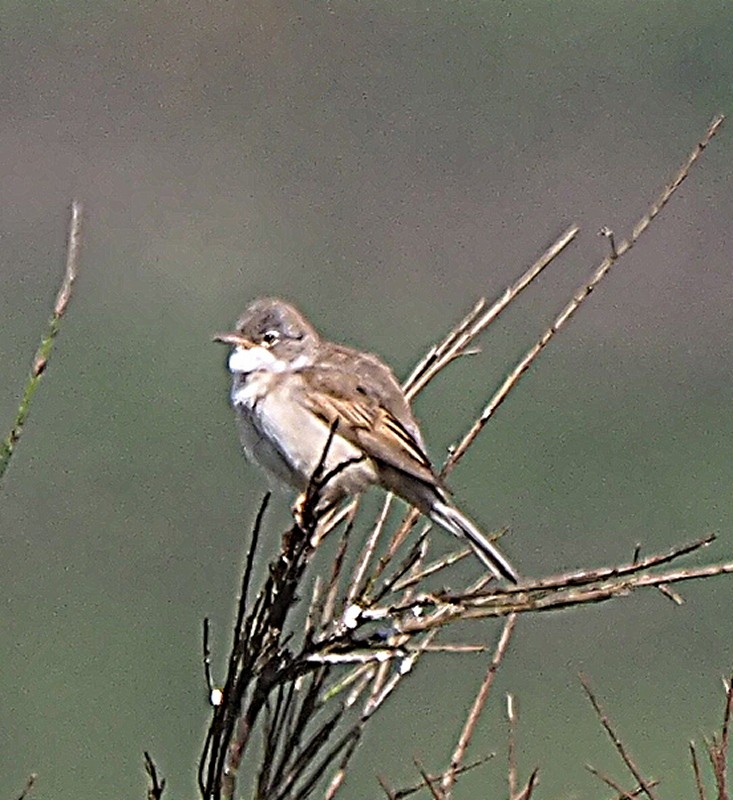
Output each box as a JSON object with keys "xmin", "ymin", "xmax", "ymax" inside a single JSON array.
[{"xmin": 298, "ymin": 350, "xmax": 441, "ymax": 489}]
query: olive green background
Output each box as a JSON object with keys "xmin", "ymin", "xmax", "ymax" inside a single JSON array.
[{"xmin": 2, "ymin": 2, "xmax": 732, "ymax": 797}]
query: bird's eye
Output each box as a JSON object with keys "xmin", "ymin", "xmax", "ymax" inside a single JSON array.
[{"xmin": 261, "ymin": 330, "xmax": 280, "ymax": 347}]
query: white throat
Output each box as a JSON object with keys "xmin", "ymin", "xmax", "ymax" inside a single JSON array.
[
  {"xmin": 228, "ymin": 345, "xmax": 312, "ymax": 376},
  {"xmin": 228, "ymin": 345, "xmax": 283, "ymax": 375}
]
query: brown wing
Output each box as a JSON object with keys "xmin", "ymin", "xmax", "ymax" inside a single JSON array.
[{"xmin": 298, "ymin": 345, "xmax": 441, "ymax": 489}]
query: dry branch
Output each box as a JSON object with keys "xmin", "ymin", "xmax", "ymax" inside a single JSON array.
[
  {"xmin": 441, "ymin": 615, "xmax": 517, "ymax": 797},
  {"xmin": 580, "ymin": 674, "xmax": 659, "ymax": 800},
  {"xmin": 691, "ymin": 742, "xmax": 708, "ymax": 800},
  {"xmin": 144, "ymin": 752, "xmax": 166, "ymax": 800},
  {"xmin": 14, "ymin": 774, "xmax": 37, "ymax": 800},
  {"xmin": 445, "ymin": 113, "xmax": 725, "ymax": 471},
  {"xmin": 697, "ymin": 676, "xmax": 733, "ymax": 800}
]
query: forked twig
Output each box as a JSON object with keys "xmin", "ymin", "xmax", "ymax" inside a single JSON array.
[
  {"xmin": 441, "ymin": 614, "xmax": 518, "ymax": 796},
  {"xmin": 376, "ymin": 534, "xmax": 730, "ymax": 628},
  {"xmin": 144, "ymin": 752, "xmax": 166, "ymax": 800},
  {"xmin": 586, "ymin": 763, "xmax": 638, "ymax": 800},
  {"xmin": 580, "ymin": 674, "xmax": 659, "ymax": 800},
  {"xmin": 379, "ymin": 755, "xmax": 495, "ymax": 800},
  {"xmin": 413, "ymin": 757, "xmax": 444, "ymax": 800},
  {"xmin": 404, "ymin": 225, "xmax": 579, "ymax": 400}
]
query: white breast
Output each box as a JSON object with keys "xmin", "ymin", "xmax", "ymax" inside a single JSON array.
[{"xmin": 230, "ymin": 372, "xmax": 377, "ymax": 497}]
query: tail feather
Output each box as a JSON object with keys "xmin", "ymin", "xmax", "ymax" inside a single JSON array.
[{"xmin": 430, "ymin": 501, "xmax": 518, "ymax": 584}]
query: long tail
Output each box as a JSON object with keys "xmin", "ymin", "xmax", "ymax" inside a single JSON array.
[{"xmin": 430, "ymin": 500, "xmax": 519, "ymax": 584}]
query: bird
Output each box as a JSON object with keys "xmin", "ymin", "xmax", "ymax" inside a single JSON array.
[{"xmin": 214, "ymin": 297, "xmax": 518, "ymax": 584}]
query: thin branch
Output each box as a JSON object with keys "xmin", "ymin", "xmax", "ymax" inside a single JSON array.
[
  {"xmin": 690, "ymin": 742, "xmax": 708, "ymax": 800},
  {"xmin": 413, "ymin": 757, "xmax": 444, "ymax": 800},
  {"xmin": 445, "ymin": 114, "xmax": 725, "ymax": 472},
  {"xmin": 321, "ymin": 516, "xmax": 356, "ymax": 628},
  {"xmin": 237, "ymin": 492, "xmax": 270, "ymax": 640},
  {"xmin": 346, "ymin": 494, "xmax": 395, "ymax": 607},
  {"xmin": 14, "ymin": 774, "xmax": 37, "ymax": 800},
  {"xmin": 382, "ymin": 755, "xmax": 495, "ymax": 800},
  {"xmin": 515, "ymin": 768, "xmax": 540, "ymax": 800},
  {"xmin": 404, "ymin": 225, "xmax": 579, "ymax": 400},
  {"xmin": 202, "ymin": 618, "xmax": 220, "ymax": 705},
  {"xmin": 402, "ymin": 298, "xmax": 486, "ymax": 397},
  {"xmin": 580, "ymin": 674, "xmax": 659, "ymax": 800},
  {"xmin": 376, "ymin": 535, "xmax": 729, "ymax": 627},
  {"xmin": 0, "ymin": 200, "xmax": 83, "ymax": 484},
  {"xmin": 144, "ymin": 752, "xmax": 166, "ymax": 800},
  {"xmin": 392, "ymin": 546, "xmax": 472, "ymax": 592},
  {"xmin": 705, "ymin": 676, "xmax": 732, "ymax": 800},
  {"xmin": 478, "ymin": 533, "xmax": 716, "ymax": 596},
  {"xmin": 377, "ymin": 774, "xmax": 397, "ymax": 800},
  {"xmin": 507, "ymin": 694, "xmax": 518, "ymax": 799},
  {"xmin": 441, "ymin": 614, "xmax": 518, "ymax": 796},
  {"xmin": 586, "ymin": 763, "xmax": 637, "ymax": 800},
  {"xmin": 588, "ymin": 766, "xmax": 661, "ymax": 800}
]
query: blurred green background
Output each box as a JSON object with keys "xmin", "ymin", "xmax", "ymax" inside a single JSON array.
[{"xmin": 2, "ymin": 2, "xmax": 732, "ymax": 797}]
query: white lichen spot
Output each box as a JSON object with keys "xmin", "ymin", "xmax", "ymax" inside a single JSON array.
[
  {"xmin": 342, "ymin": 604, "xmax": 361, "ymax": 629},
  {"xmin": 399, "ymin": 655, "xmax": 415, "ymax": 675}
]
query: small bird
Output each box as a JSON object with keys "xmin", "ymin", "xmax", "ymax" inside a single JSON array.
[{"xmin": 215, "ymin": 298, "xmax": 518, "ymax": 584}]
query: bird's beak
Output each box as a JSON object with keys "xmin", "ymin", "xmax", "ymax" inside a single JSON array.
[{"xmin": 212, "ymin": 332, "xmax": 253, "ymax": 348}]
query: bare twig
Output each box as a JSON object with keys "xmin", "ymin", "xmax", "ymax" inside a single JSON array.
[
  {"xmin": 14, "ymin": 774, "xmax": 37, "ymax": 800},
  {"xmin": 441, "ymin": 614, "xmax": 518, "ymax": 796},
  {"xmin": 144, "ymin": 752, "xmax": 166, "ymax": 800},
  {"xmin": 346, "ymin": 493, "xmax": 395, "ymax": 607},
  {"xmin": 507, "ymin": 694, "xmax": 518, "ymax": 799},
  {"xmin": 0, "ymin": 200, "xmax": 83, "ymax": 484},
  {"xmin": 377, "ymin": 773, "xmax": 397, "ymax": 800},
  {"xmin": 445, "ymin": 114, "xmax": 725, "ymax": 471},
  {"xmin": 587, "ymin": 764, "xmax": 661, "ymax": 800},
  {"xmin": 413, "ymin": 757, "xmax": 444, "ymax": 800},
  {"xmin": 580, "ymin": 674, "xmax": 659, "ymax": 800},
  {"xmin": 690, "ymin": 741, "xmax": 708, "ymax": 800},
  {"xmin": 376, "ymin": 535, "xmax": 730, "ymax": 628},
  {"xmin": 202, "ymin": 618, "xmax": 221, "ymax": 706},
  {"xmin": 704, "ymin": 676, "xmax": 732, "ymax": 800},
  {"xmin": 321, "ymin": 516, "xmax": 356, "ymax": 628},
  {"xmin": 516, "ymin": 767, "xmax": 540, "ymax": 800},
  {"xmin": 495, "ymin": 533, "xmax": 716, "ymax": 594},
  {"xmin": 404, "ymin": 225, "xmax": 579, "ymax": 400},
  {"xmin": 586, "ymin": 763, "xmax": 637, "ymax": 799},
  {"xmin": 381, "ymin": 755, "xmax": 495, "ymax": 800}
]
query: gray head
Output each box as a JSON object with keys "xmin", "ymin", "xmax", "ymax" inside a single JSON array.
[{"xmin": 214, "ymin": 298, "xmax": 320, "ymax": 373}]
